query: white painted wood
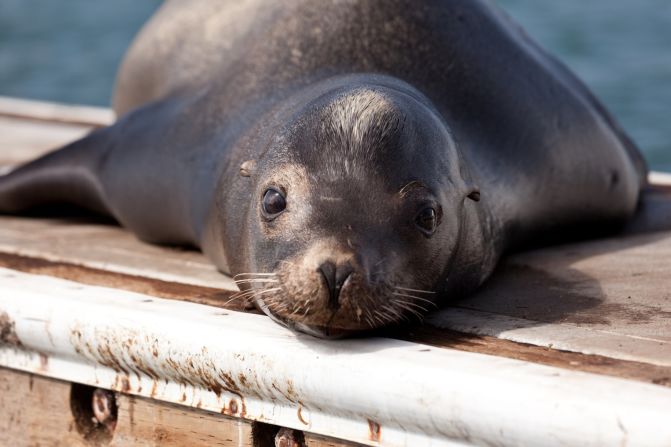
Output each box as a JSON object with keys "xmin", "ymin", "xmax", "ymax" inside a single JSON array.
[
  {"xmin": 0, "ymin": 116, "xmax": 93, "ymax": 166},
  {"xmin": 1, "ymin": 267, "xmax": 671, "ymax": 447},
  {"xmin": 0, "ymin": 95, "xmax": 114, "ymax": 126},
  {"xmin": 442, "ymin": 230, "xmax": 671, "ymax": 364},
  {"xmin": 428, "ymin": 308, "xmax": 671, "ymax": 366},
  {"xmin": 0, "ymin": 216, "xmax": 236, "ymax": 290},
  {"xmin": 650, "ymin": 171, "xmax": 671, "ymax": 185}
]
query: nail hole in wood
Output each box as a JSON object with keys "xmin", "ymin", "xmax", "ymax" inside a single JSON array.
[{"xmin": 70, "ymin": 383, "xmax": 116, "ymax": 445}]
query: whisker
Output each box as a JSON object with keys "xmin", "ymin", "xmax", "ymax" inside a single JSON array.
[
  {"xmin": 233, "ymin": 278, "xmax": 279, "ymax": 284},
  {"xmin": 253, "ymin": 287, "xmax": 281, "ymax": 295},
  {"xmin": 391, "ymin": 300, "xmax": 428, "ymax": 313},
  {"xmin": 391, "ymin": 292, "xmax": 438, "ymax": 308},
  {"xmin": 390, "ymin": 299, "xmax": 425, "ymax": 319},
  {"xmin": 395, "ymin": 286, "xmax": 436, "ymax": 294},
  {"xmin": 233, "ymin": 272, "xmax": 277, "ymax": 279},
  {"xmin": 227, "ymin": 285, "xmax": 281, "ymax": 305}
]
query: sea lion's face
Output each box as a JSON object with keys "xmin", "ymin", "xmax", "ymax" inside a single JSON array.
[{"xmin": 240, "ymin": 87, "xmax": 478, "ymax": 337}]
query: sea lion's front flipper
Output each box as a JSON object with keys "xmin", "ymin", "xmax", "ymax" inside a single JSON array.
[{"xmin": 0, "ymin": 126, "xmax": 112, "ymax": 216}]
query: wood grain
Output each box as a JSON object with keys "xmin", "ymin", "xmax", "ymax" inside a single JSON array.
[
  {"xmin": 0, "ymin": 367, "xmax": 255, "ymax": 447},
  {"xmin": 0, "ymin": 367, "xmax": 87, "ymax": 447},
  {"xmin": 0, "ymin": 367, "xmax": 364, "ymax": 447},
  {"xmin": 111, "ymin": 395, "xmax": 253, "ymax": 447}
]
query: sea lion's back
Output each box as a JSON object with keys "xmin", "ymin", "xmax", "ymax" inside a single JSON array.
[
  {"xmin": 113, "ymin": 0, "xmax": 271, "ymax": 116},
  {"xmin": 112, "ymin": 0, "xmax": 646, "ymax": 234}
]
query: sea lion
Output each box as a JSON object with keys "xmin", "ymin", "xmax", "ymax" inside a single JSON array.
[{"xmin": 0, "ymin": 0, "xmax": 647, "ymax": 337}]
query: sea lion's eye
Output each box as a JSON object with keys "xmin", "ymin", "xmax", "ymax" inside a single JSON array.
[
  {"xmin": 262, "ymin": 188, "xmax": 286, "ymax": 217},
  {"xmin": 415, "ymin": 207, "xmax": 437, "ymax": 235}
]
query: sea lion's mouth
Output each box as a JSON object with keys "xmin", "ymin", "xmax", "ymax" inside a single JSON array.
[{"xmin": 255, "ymin": 297, "xmax": 356, "ymax": 339}]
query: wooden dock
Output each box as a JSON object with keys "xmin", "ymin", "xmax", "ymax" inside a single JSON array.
[{"xmin": 1, "ymin": 96, "xmax": 670, "ymax": 446}]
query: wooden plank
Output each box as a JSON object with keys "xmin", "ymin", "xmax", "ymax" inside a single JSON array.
[
  {"xmin": 0, "ymin": 215, "xmax": 237, "ymax": 290},
  {"xmin": 428, "ymin": 230, "xmax": 671, "ymax": 366},
  {"xmin": 396, "ymin": 326, "xmax": 671, "ymax": 387},
  {"xmin": 0, "ymin": 115, "xmax": 93, "ymax": 167},
  {"xmin": 0, "ymin": 367, "xmax": 255, "ymax": 447},
  {"xmin": 0, "ymin": 95, "xmax": 114, "ymax": 128},
  {"xmin": 0, "ymin": 96, "xmax": 112, "ymax": 168},
  {"xmin": 112, "ymin": 395, "xmax": 253, "ymax": 447},
  {"xmin": 304, "ymin": 433, "xmax": 367, "ymax": 446},
  {"xmin": 0, "ymin": 367, "xmax": 361, "ymax": 447},
  {"xmin": 0, "ymin": 251, "xmax": 245, "ymax": 311},
  {"xmin": 0, "ymin": 367, "xmax": 87, "ymax": 447}
]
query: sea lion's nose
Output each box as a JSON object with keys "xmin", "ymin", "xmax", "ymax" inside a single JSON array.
[{"xmin": 318, "ymin": 261, "xmax": 354, "ymax": 310}]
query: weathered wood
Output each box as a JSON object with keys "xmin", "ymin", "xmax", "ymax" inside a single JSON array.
[
  {"xmin": 0, "ymin": 115, "xmax": 93, "ymax": 167},
  {"xmin": 0, "ymin": 366, "xmax": 363, "ymax": 447},
  {"xmin": 428, "ymin": 230, "xmax": 671, "ymax": 366},
  {"xmin": 304, "ymin": 433, "xmax": 366, "ymax": 447},
  {"xmin": 0, "ymin": 367, "xmax": 87, "ymax": 447},
  {"xmin": 0, "ymin": 251, "xmax": 243, "ymax": 311},
  {"xmin": 112, "ymin": 394, "xmax": 253, "ymax": 447},
  {"xmin": 0, "ymin": 367, "xmax": 256, "ymax": 447},
  {"xmin": 0, "ymin": 96, "xmax": 113, "ymax": 168},
  {"xmin": 0, "ymin": 215, "xmax": 236, "ymax": 290},
  {"xmin": 397, "ymin": 326, "xmax": 671, "ymax": 387},
  {"xmin": 0, "ymin": 95, "xmax": 114, "ymax": 128}
]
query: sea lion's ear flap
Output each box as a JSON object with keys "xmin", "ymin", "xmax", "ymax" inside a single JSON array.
[
  {"xmin": 240, "ymin": 160, "xmax": 256, "ymax": 177},
  {"xmin": 467, "ymin": 188, "xmax": 480, "ymax": 202}
]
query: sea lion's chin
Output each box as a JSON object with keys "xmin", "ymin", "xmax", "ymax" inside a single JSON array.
[{"xmin": 256, "ymin": 302, "xmax": 368, "ymax": 339}]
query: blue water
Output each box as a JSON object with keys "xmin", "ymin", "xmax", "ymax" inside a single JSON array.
[{"xmin": 0, "ymin": 0, "xmax": 669, "ymax": 170}]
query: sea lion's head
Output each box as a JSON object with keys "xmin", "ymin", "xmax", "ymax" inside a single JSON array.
[{"xmin": 234, "ymin": 80, "xmax": 485, "ymax": 337}]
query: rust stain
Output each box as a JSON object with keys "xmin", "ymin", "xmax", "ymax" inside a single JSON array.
[
  {"xmin": 286, "ymin": 379, "xmax": 296, "ymax": 399},
  {"xmin": 271, "ymin": 381, "xmax": 297, "ymax": 403},
  {"xmin": 367, "ymin": 419, "xmax": 381, "ymax": 442},
  {"xmin": 0, "ymin": 311, "xmax": 22, "ymax": 347},
  {"xmin": 229, "ymin": 399, "xmax": 238, "ymax": 414},
  {"xmin": 218, "ymin": 371, "xmax": 242, "ymax": 393},
  {"xmin": 67, "ymin": 323, "xmax": 259, "ymax": 417},
  {"xmin": 238, "ymin": 373, "xmax": 249, "ymax": 387},
  {"xmin": 297, "ymin": 406, "xmax": 309, "ymax": 426},
  {"xmin": 38, "ymin": 352, "xmax": 49, "ymax": 371},
  {"xmin": 120, "ymin": 375, "xmax": 131, "ymax": 393}
]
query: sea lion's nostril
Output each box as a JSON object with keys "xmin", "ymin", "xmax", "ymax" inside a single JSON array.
[{"xmin": 318, "ymin": 261, "xmax": 353, "ymax": 310}]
